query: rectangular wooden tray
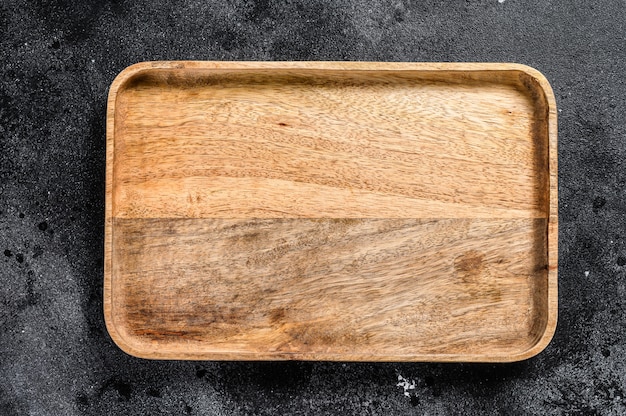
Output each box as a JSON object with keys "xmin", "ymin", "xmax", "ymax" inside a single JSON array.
[{"xmin": 105, "ymin": 61, "xmax": 557, "ymax": 362}]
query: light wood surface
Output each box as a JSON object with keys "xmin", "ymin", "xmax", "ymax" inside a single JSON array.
[{"xmin": 105, "ymin": 61, "xmax": 558, "ymax": 361}]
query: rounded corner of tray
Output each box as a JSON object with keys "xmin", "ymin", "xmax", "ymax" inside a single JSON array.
[
  {"xmin": 105, "ymin": 329, "xmax": 156, "ymax": 360},
  {"xmin": 507, "ymin": 312, "xmax": 558, "ymax": 363},
  {"xmin": 109, "ymin": 62, "xmax": 150, "ymax": 94},
  {"xmin": 103, "ymin": 300, "xmax": 154, "ymax": 360},
  {"xmin": 509, "ymin": 64, "xmax": 557, "ymax": 109}
]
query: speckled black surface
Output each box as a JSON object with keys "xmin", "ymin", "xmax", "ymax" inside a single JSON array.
[{"xmin": 1, "ymin": 1, "xmax": 625, "ymax": 414}]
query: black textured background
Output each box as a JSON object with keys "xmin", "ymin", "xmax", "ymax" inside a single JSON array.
[{"xmin": 1, "ymin": 1, "xmax": 625, "ymax": 415}]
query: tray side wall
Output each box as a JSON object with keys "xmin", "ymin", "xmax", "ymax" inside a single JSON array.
[{"xmin": 507, "ymin": 65, "xmax": 558, "ymax": 361}]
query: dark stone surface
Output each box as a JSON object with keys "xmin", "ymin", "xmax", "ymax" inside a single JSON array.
[{"xmin": 1, "ymin": 0, "xmax": 625, "ymax": 414}]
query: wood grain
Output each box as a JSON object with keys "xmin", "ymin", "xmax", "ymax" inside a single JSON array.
[{"xmin": 105, "ymin": 62, "xmax": 558, "ymax": 361}]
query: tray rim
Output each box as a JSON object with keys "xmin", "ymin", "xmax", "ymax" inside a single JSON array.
[{"xmin": 104, "ymin": 61, "xmax": 558, "ymax": 362}]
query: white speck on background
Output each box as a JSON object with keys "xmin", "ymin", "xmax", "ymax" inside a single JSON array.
[
  {"xmin": 397, "ymin": 374, "xmax": 416, "ymax": 398},
  {"xmin": 498, "ymin": 0, "xmax": 505, "ymax": 3},
  {"xmin": 585, "ymin": 271, "xmax": 590, "ymax": 277}
]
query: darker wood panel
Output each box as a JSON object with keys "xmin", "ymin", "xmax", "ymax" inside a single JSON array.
[{"xmin": 111, "ymin": 218, "xmax": 548, "ymax": 356}]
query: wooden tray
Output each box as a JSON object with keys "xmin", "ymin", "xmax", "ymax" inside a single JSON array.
[{"xmin": 105, "ymin": 61, "xmax": 557, "ymax": 362}]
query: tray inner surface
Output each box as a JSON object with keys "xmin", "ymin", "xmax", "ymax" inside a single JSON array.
[{"xmin": 108, "ymin": 67, "xmax": 553, "ymax": 360}]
